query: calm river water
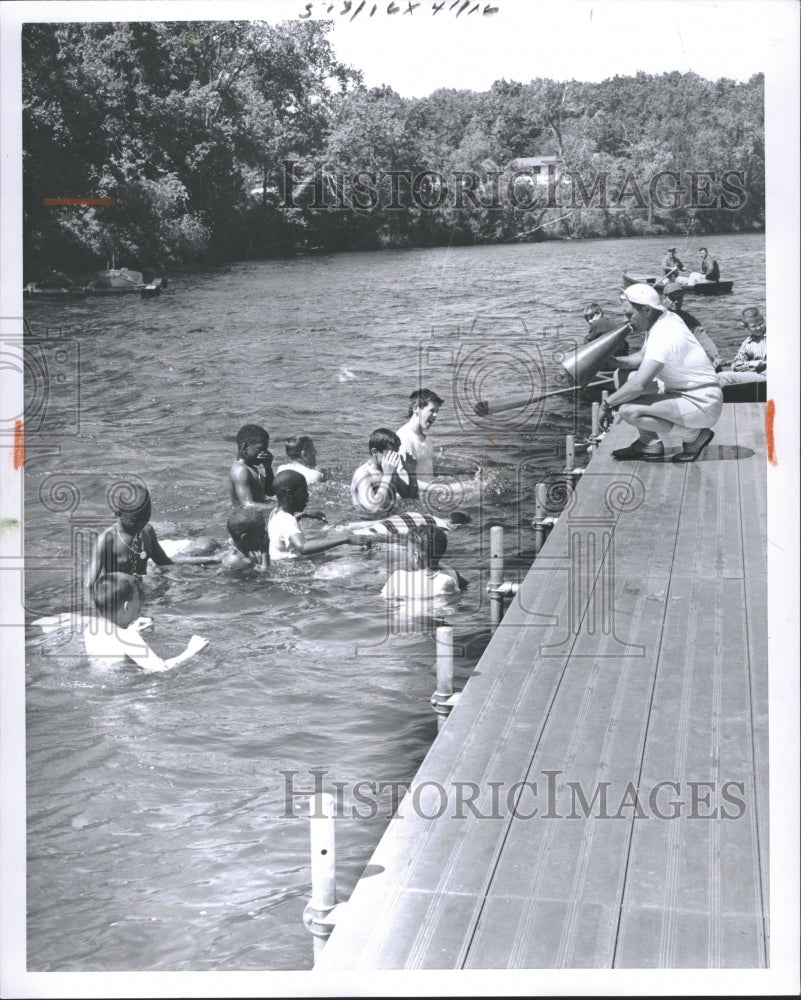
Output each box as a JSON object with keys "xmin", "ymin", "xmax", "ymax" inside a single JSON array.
[{"xmin": 23, "ymin": 232, "xmax": 764, "ymax": 971}]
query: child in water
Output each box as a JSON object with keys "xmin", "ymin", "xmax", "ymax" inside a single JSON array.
[
  {"xmin": 381, "ymin": 527, "xmax": 467, "ymax": 599},
  {"xmin": 222, "ymin": 507, "xmax": 269, "ymax": 571},
  {"xmin": 396, "ymin": 388, "xmax": 443, "ymax": 496},
  {"xmin": 269, "ymin": 470, "xmax": 370, "ymax": 560},
  {"xmin": 85, "ymin": 484, "xmax": 173, "ymax": 592},
  {"xmin": 350, "ymin": 428, "xmax": 414, "ymax": 516},
  {"xmin": 275, "ymin": 435, "xmax": 326, "ymax": 485},
  {"xmin": 229, "ymin": 423, "xmax": 275, "ymax": 507},
  {"xmin": 84, "ymin": 572, "xmax": 208, "ymax": 671}
]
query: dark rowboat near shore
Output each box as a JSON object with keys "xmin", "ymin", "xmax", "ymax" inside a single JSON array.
[{"xmin": 623, "ymin": 271, "xmax": 734, "ymax": 296}]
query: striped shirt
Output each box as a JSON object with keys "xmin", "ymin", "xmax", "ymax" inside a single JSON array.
[{"xmin": 732, "ymin": 335, "xmax": 767, "ymax": 370}]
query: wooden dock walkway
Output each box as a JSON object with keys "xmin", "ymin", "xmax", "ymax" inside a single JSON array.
[{"xmin": 317, "ymin": 403, "xmax": 768, "ymax": 970}]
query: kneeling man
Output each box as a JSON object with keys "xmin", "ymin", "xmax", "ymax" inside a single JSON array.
[{"xmin": 601, "ymin": 284, "xmax": 722, "ymax": 463}]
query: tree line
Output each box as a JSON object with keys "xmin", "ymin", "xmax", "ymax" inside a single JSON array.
[{"xmin": 22, "ymin": 20, "xmax": 764, "ymax": 276}]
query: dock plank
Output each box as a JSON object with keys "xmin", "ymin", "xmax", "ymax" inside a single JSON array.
[{"xmin": 317, "ymin": 405, "xmax": 768, "ymax": 970}]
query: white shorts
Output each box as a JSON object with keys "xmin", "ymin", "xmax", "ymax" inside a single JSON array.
[{"xmin": 627, "ymin": 386, "xmax": 723, "ymax": 429}]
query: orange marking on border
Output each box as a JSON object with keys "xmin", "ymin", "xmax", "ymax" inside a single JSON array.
[
  {"xmin": 487, "ymin": 436, "xmax": 498, "ymax": 447},
  {"xmin": 42, "ymin": 197, "xmax": 116, "ymax": 206},
  {"xmin": 13, "ymin": 419, "xmax": 25, "ymax": 469},
  {"xmin": 766, "ymin": 398, "xmax": 777, "ymax": 466}
]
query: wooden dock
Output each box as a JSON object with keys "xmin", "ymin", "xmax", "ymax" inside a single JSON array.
[{"xmin": 317, "ymin": 403, "xmax": 768, "ymax": 970}]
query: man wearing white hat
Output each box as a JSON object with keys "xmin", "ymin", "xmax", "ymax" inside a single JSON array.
[{"xmin": 599, "ymin": 283, "xmax": 723, "ymax": 462}]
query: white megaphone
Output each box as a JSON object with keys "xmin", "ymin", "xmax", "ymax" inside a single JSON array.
[{"xmin": 559, "ymin": 322, "xmax": 632, "ymax": 387}]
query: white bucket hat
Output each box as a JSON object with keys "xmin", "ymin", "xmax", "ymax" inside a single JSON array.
[{"xmin": 621, "ymin": 283, "xmax": 665, "ymax": 312}]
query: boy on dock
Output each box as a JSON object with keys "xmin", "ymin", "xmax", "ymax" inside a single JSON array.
[
  {"xmin": 269, "ymin": 470, "xmax": 371, "ymax": 560},
  {"xmin": 351, "ymin": 428, "xmax": 414, "ymax": 516},
  {"xmin": 396, "ymin": 388, "xmax": 443, "ymax": 496},
  {"xmin": 84, "ymin": 572, "xmax": 208, "ymax": 671},
  {"xmin": 229, "ymin": 423, "xmax": 275, "ymax": 507}
]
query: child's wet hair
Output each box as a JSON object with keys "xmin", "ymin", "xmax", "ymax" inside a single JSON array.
[
  {"xmin": 369, "ymin": 428, "xmax": 401, "ymax": 453},
  {"xmin": 93, "ymin": 572, "xmax": 139, "ymax": 619},
  {"xmin": 273, "ymin": 469, "xmax": 306, "ymax": 502},
  {"xmin": 236, "ymin": 423, "xmax": 270, "ymax": 449},
  {"xmin": 407, "ymin": 388, "xmax": 444, "ymax": 416},
  {"xmin": 111, "ymin": 483, "xmax": 151, "ymax": 517},
  {"xmin": 416, "ymin": 526, "xmax": 448, "ymax": 567},
  {"xmin": 285, "ymin": 435, "xmax": 314, "ymax": 460},
  {"xmin": 226, "ymin": 507, "xmax": 266, "ymax": 544}
]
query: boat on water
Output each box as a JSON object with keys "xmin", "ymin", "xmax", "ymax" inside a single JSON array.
[
  {"xmin": 85, "ymin": 267, "xmax": 165, "ymax": 297},
  {"xmin": 623, "ymin": 272, "xmax": 734, "ymax": 296},
  {"xmin": 24, "ymin": 282, "xmax": 87, "ymax": 299},
  {"xmin": 24, "ymin": 263, "xmax": 166, "ymax": 299}
]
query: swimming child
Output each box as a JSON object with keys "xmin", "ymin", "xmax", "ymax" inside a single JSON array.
[
  {"xmin": 396, "ymin": 388, "xmax": 444, "ymax": 496},
  {"xmin": 84, "ymin": 572, "xmax": 208, "ymax": 671},
  {"xmin": 350, "ymin": 428, "xmax": 414, "ymax": 516},
  {"xmin": 85, "ymin": 483, "xmax": 173, "ymax": 592},
  {"xmin": 222, "ymin": 507, "xmax": 269, "ymax": 571},
  {"xmin": 269, "ymin": 470, "xmax": 371, "ymax": 560},
  {"xmin": 381, "ymin": 526, "xmax": 467, "ymax": 599},
  {"xmin": 229, "ymin": 423, "xmax": 275, "ymax": 507},
  {"xmin": 275, "ymin": 435, "xmax": 326, "ymax": 485}
]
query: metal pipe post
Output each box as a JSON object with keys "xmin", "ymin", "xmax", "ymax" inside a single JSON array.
[
  {"xmin": 489, "ymin": 525, "xmax": 504, "ymax": 629},
  {"xmin": 533, "ymin": 483, "xmax": 548, "ymax": 555},
  {"xmin": 303, "ymin": 792, "xmax": 337, "ymax": 963},
  {"xmin": 591, "ymin": 401, "xmax": 600, "ymax": 440},
  {"xmin": 565, "ymin": 433, "xmax": 576, "ymax": 473},
  {"xmin": 431, "ymin": 626, "xmax": 456, "ymax": 730}
]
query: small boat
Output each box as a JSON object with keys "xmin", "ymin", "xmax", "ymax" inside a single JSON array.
[
  {"xmin": 23, "ymin": 282, "xmax": 87, "ymax": 299},
  {"xmin": 85, "ymin": 267, "xmax": 165, "ymax": 297},
  {"xmin": 623, "ymin": 272, "xmax": 734, "ymax": 296}
]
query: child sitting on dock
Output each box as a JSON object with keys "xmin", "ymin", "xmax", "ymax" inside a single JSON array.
[
  {"xmin": 85, "ymin": 484, "xmax": 173, "ymax": 592},
  {"xmin": 275, "ymin": 435, "xmax": 326, "ymax": 485},
  {"xmin": 84, "ymin": 572, "xmax": 208, "ymax": 671},
  {"xmin": 381, "ymin": 527, "xmax": 467, "ymax": 599},
  {"xmin": 269, "ymin": 470, "xmax": 371, "ymax": 561},
  {"xmin": 396, "ymin": 388, "xmax": 444, "ymax": 496},
  {"xmin": 229, "ymin": 423, "xmax": 275, "ymax": 507},
  {"xmin": 351, "ymin": 428, "xmax": 414, "ymax": 516},
  {"xmin": 222, "ymin": 507, "xmax": 269, "ymax": 571}
]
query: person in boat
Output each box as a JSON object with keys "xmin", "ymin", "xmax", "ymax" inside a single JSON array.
[
  {"xmin": 381, "ymin": 527, "xmax": 466, "ymax": 599},
  {"xmin": 599, "ymin": 283, "xmax": 722, "ymax": 463},
  {"xmin": 660, "ymin": 247, "xmax": 684, "ymax": 283},
  {"xmin": 698, "ymin": 247, "xmax": 720, "ymax": 282},
  {"xmin": 268, "ymin": 470, "xmax": 370, "ymax": 560},
  {"xmin": 718, "ymin": 307, "xmax": 767, "ymax": 386},
  {"xmin": 275, "ymin": 435, "xmax": 326, "ymax": 485},
  {"xmin": 85, "ymin": 484, "xmax": 173, "ymax": 592},
  {"xmin": 661, "ymin": 286, "xmax": 723, "ymax": 371},
  {"xmin": 229, "ymin": 424, "xmax": 275, "ymax": 507},
  {"xmin": 222, "ymin": 507, "xmax": 269, "ymax": 571},
  {"xmin": 396, "ymin": 388, "xmax": 444, "ymax": 496},
  {"xmin": 84, "ymin": 572, "xmax": 208, "ymax": 671},
  {"xmin": 351, "ymin": 428, "xmax": 414, "ymax": 516}
]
